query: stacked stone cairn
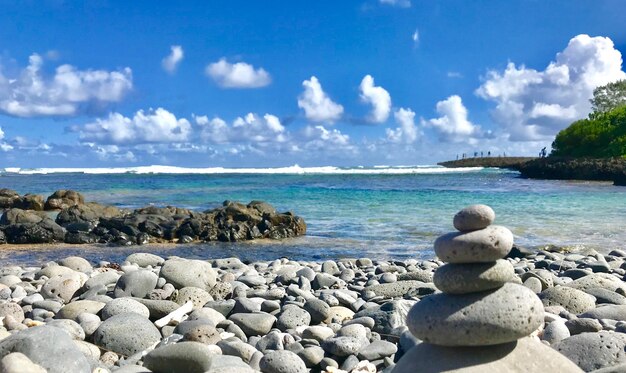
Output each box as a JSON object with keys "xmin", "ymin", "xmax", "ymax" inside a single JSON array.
[{"xmin": 393, "ymin": 205, "xmax": 583, "ymax": 372}]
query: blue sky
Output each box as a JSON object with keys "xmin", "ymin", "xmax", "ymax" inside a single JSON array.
[{"xmin": 0, "ymin": 0, "xmax": 625, "ymax": 168}]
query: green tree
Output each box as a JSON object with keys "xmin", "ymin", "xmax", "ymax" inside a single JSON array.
[
  {"xmin": 590, "ymin": 79, "xmax": 626, "ymax": 115},
  {"xmin": 552, "ymin": 105, "xmax": 626, "ymax": 158}
]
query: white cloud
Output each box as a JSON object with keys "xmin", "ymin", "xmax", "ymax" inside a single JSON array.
[
  {"xmin": 0, "ymin": 54, "xmax": 132, "ymax": 117},
  {"xmin": 386, "ymin": 108, "xmax": 419, "ymax": 143},
  {"xmin": 162, "ymin": 45, "xmax": 184, "ymax": 73},
  {"xmin": 193, "ymin": 115, "xmax": 229, "ymax": 143},
  {"xmin": 205, "ymin": 58, "xmax": 271, "ymax": 88},
  {"xmin": 78, "ymin": 108, "xmax": 192, "ymax": 144},
  {"xmin": 412, "ymin": 29, "xmax": 419, "ymax": 44},
  {"xmin": 476, "ymin": 34, "xmax": 626, "ymax": 141},
  {"xmin": 359, "ymin": 75, "xmax": 391, "ymax": 123},
  {"xmin": 423, "ymin": 95, "xmax": 480, "ymax": 142},
  {"xmin": 380, "ymin": 0, "xmax": 411, "ymax": 8},
  {"xmin": 232, "ymin": 113, "xmax": 286, "ymax": 143},
  {"xmin": 0, "ymin": 126, "xmax": 4, "ymax": 140},
  {"xmin": 298, "ymin": 76, "xmax": 344, "ymax": 123}
]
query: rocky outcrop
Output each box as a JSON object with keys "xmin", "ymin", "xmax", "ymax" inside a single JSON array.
[
  {"xmin": 438, "ymin": 157, "xmax": 536, "ymax": 169},
  {"xmin": 44, "ymin": 190, "xmax": 85, "ymax": 210},
  {"xmin": 0, "ymin": 189, "xmax": 45, "ymax": 211},
  {"xmin": 515, "ymin": 157, "xmax": 626, "ymax": 186},
  {"xmin": 0, "ymin": 196, "xmax": 305, "ymax": 245}
]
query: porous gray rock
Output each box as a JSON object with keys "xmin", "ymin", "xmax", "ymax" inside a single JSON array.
[
  {"xmin": 303, "ymin": 298, "xmax": 331, "ymax": 324},
  {"xmin": 160, "ymin": 259, "xmax": 217, "ymax": 291},
  {"xmin": 93, "ymin": 313, "xmax": 161, "ymax": 356},
  {"xmin": 434, "ymin": 225, "xmax": 514, "ymax": 263},
  {"xmin": 358, "ymin": 340, "xmax": 398, "ymax": 360},
  {"xmin": 0, "ymin": 326, "xmax": 91, "ymax": 373},
  {"xmin": 542, "ymin": 320, "xmax": 570, "ymax": 345},
  {"xmin": 364, "ymin": 280, "xmax": 429, "ymax": 298},
  {"xmin": 407, "ymin": 283, "xmax": 544, "ymax": 346},
  {"xmin": 393, "ymin": 337, "xmax": 583, "ymax": 373},
  {"xmin": 453, "ymin": 204, "xmax": 496, "ymax": 232},
  {"xmin": 433, "ymin": 259, "xmax": 517, "ymax": 294},
  {"xmin": 539, "ymin": 286, "xmax": 597, "ymax": 314},
  {"xmin": 0, "ymin": 303, "xmax": 25, "ymax": 323},
  {"xmin": 553, "ymin": 331, "xmax": 626, "ymax": 372},
  {"xmin": 354, "ymin": 300, "xmax": 415, "ymax": 335},
  {"xmin": 41, "ymin": 272, "xmax": 83, "ymax": 303},
  {"xmin": 567, "ymin": 274, "xmax": 626, "ymax": 294},
  {"xmin": 101, "ymin": 297, "xmax": 150, "ymax": 320},
  {"xmin": 322, "ymin": 336, "xmax": 364, "ymax": 357},
  {"xmin": 173, "ymin": 287, "xmax": 212, "ymax": 309},
  {"xmin": 259, "ymin": 350, "xmax": 308, "ymax": 373},
  {"xmin": 58, "ymin": 257, "xmax": 92, "ymax": 273},
  {"xmin": 143, "ymin": 341, "xmax": 215, "ymax": 373},
  {"xmin": 276, "ymin": 304, "xmax": 311, "ymax": 331}
]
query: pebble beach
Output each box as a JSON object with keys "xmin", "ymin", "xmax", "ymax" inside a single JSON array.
[{"xmin": 0, "ymin": 205, "xmax": 625, "ymax": 372}]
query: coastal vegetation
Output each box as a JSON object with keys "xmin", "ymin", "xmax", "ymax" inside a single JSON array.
[{"xmin": 551, "ymin": 79, "xmax": 626, "ymax": 158}]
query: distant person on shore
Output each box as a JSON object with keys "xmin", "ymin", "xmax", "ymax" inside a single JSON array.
[
  {"xmin": 488, "ymin": 151, "xmax": 491, "ymax": 157},
  {"xmin": 539, "ymin": 147, "xmax": 547, "ymax": 158}
]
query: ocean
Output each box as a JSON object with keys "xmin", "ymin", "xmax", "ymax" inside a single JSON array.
[{"xmin": 1, "ymin": 165, "xmax": 625, "ymax": 265}]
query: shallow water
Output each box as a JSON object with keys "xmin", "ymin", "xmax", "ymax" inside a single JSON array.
[{"xmin": 1, "ymin": 167, "xmax": 625, "ymax": 265}]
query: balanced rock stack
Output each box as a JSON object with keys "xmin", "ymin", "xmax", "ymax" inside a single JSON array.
[{"xmin": 393, "ymin": 205, "xmax": 583, "ymax": 372}]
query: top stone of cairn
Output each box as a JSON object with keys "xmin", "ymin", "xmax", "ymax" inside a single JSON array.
[{"xmin": 453, "ymin": 204, "xmax": 495, "ymax": 232}]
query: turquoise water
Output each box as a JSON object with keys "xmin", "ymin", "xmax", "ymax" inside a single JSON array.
[{"xmin": 1, "ymin": 167, "xmax": 625, "ymax": 264}]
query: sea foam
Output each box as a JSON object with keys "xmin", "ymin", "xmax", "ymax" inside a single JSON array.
[{"xmin": 1, "ymin": 164, "xmax": 484, "ymax": 175}]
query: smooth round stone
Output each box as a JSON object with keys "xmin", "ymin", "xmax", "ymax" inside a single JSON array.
[
  {"xmin": 58, "ymin": 257, "xmax": 92, "ymax": 273},
  {"xmin": 56, "ymin": 300, "xmax": 105, "ymax": 321},
  {"xmin": 0, "ymin": 326, "xmax": 91, "ymax": 373},
  {"xmin": 160, "ymin": 259, "xmax": 217, "ymax": 291},
  {"xmin": 113, "ymin": 269, "xmax": 158, "ymax": 298},
  {"xmin": 303, "ymin": 299, "xmax": 331, "ymax": 324},
  {"xmin": 433, "ymin": 259, "xmax": 517, "ymax": 294},
  {"xmin": 93, "ymin": 313, "xmax": 161, "ymax": 356},
  {"xmin": 189, "ymin": 307, "xmax": 226, "ymax": 325},
  {"xmin": 260, "ymin": 350, "xmax": 307, "ymax": 373},
  {"xmin": 101, "ymin": 298, "xmax": 150, "ymax": 320},
  {"xmin": 297, "ymin": 346, "xmax": 325, "ymax": 368},
  {"xmin": 541, "ymin": 320, "xmax": 570, "ymax": 345},
  {"xmin": 125, "ymin": 253, "xmax": 165, "ymax": 267},
  {"xmin": 229, "ymin": 312, "xmax": 277, "ymax": 336},
  {"xmin": 453, "ymin": 204, "xmax": 496, "ymax": 232},
  {"xmin": 554, "ymin": 331, "xmax": 626, "ymax": 372},
  {"xmin": 144, "ymin": 342, "xmax": 215, "ymax": 373},
  {"xmin": 322, "ymin": 336, "xmax": 364, "ymax": 357},
  {"xmin": 435, "ymin": 225, "xmax": 514, "ymax": 264},
  {"xmin": 41, "ymin": 273, "xmax": 83, "ymax": 303},
  {"xmin": 538, "ymin": 286, "xmax": 597, "ymax": 314},
  {"xmin": 0, "ymin": 352, "xmax": 47, "ymax": 373},
  {"xmin": 393, "ymin": 337, "xmax": 583, "ymax": 373},
  {"xmin": 580, "ymin": 305, "xmax": 626, "ymax": 320},
  {"xmin": 357, "ymin": 340, "xmax": 398, "ymax": 360},
  {"xmin": 46, "ymin": 319, "xmax": 85, "ymax": 340},
  {"xmin": 407, "ymin": 283, "xmax": 543, "ymax": 346}
]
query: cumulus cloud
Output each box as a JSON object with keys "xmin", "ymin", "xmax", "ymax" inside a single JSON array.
[
  {"xmin": 298, "ymin": 76, "xmax": 344, "ymax": 123},
  {"xmin": 77, "ymin": 108, "xmax": 192, "ymax": 144},
  {"xmin": 379, "ymin": 0, "xmax": 411, "ymax": 8},
  {"xmin": 205, "ymin": 58, "xmax": 271, "ymax": 88},
  {"xmin": 162, "ymin": 45, "xmax": 184, "ymax": 73},
  {"xmin": 359, "ymin": 75, "xmax": 391, "ymax": 123},
  {"xmin": 476, "ymin": 34, "xmax": 626, "ymax": 141},
  {"xmin": 232, "ymin": 113, "xmax": 287, "ymax": 143},
  {"xmin": 0, "ymin": 54, "xmax": 132, "ymax": 117},
  {"xmin": 422, "ymin": 95, "xmax": 480, "ymax": 142},
  {"xmin": 386, "ymin": 108, "xmax": 419, "ymax": 143}
]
